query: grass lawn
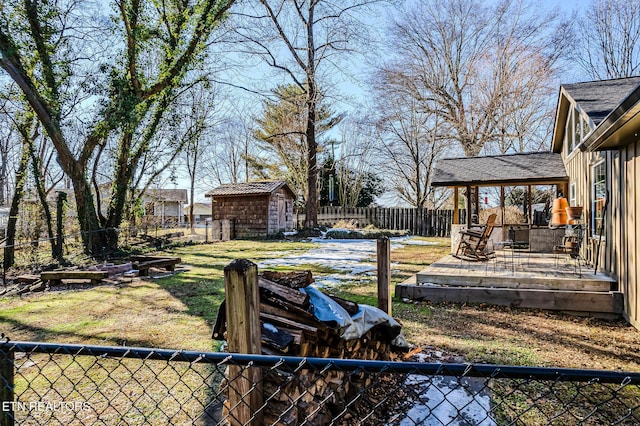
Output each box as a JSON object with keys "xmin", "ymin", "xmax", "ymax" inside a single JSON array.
[{"xmin": 1, "ymin": 237, "xmax": 639, "ymax": 372}]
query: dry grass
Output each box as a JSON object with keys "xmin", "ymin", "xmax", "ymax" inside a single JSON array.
[
  {"xmin": 1, "ymin": 237, "xmax": 639, "ymax": 373},
  {"xmin": 328, "ymin": 237, "xmax": 640, "ymax": 371}
]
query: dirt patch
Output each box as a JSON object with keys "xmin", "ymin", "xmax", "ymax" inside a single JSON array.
[{"xmin": 399, "ymin": 301, "xmax": 640, "ymax": 371}]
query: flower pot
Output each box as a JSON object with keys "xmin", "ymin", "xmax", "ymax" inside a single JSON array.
[
  {"xmin": 550, "ymin": 197, "xmax": 568, "ymax": 226},
  {"xmin": 566, "ymin": 206, "xmax": 583, "ymax": 221}
]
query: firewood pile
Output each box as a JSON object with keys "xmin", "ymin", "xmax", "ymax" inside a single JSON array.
[{"xmin": 213, "ymin": 270, "xmax": 411, "ymax": 425}]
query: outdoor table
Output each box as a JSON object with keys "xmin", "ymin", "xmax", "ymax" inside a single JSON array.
[{"xmin": 497, "ymin": 240, "xmax": 530, "ymax": 273}]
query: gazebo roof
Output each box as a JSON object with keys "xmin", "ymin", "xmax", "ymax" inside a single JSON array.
[{"xmin": 431, "ymin": 152, "xmax": 568, "ymax": 187}]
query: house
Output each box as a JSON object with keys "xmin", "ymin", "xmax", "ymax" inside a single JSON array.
[
  {"xmin": 205, "ymin": 181, "xmax": 295, "ymax": 238},
  {"xmin": 398, "ymin": 78, "xmax": 640, "ymax": 323},
  {"xmin": 96, "ymin": 183, "xmax": 187, "ymax": 227},
  {"xmin": 143, "ymin": 188, "xmax": 188, "ymax": 227},
  {"xmin": 183, "ymin": 202, "xmax": 212, "ymax": 224},
  {"xmin": 552, "ymin": 76, "xmax": 640, "ymax": 329}
]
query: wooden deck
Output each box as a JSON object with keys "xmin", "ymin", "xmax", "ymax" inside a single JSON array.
[{"xmin": 396, "ymin": 251, "xmax": 623, "ymax": 315}]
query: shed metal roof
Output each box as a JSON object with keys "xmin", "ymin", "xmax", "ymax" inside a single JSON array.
[
  {"xmin": 205, "ymin": 180, "xmax": 293, "ymax": 197},
  {"xmin": 431, "ymin": 152, "xmax": 568, "ymax": 187}
]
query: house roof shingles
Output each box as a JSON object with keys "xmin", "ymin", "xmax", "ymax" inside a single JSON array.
[
  {"xmin": 205, "ymin": 180, "xmax": 292, "ymax": 197},
  {"xmin": 431, "ymin": 152, "xmax": 568, "ymax": 187},
  {"xmin": 562, "ymin": 77, "xmax": 640, "ymax": 126},
  {"xmin": 146, "ymin": 188, "xmax": 188, "ymax": 202}
]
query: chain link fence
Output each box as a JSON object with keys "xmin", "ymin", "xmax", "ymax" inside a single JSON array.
[{"xmin": 1, "ymin": 339, "xmax": 639, "ymax": 425}]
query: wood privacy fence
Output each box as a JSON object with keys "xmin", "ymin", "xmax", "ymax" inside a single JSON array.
[{"xmin": 296, "ymin": 207, "xmax": 465, "ymax": 237}]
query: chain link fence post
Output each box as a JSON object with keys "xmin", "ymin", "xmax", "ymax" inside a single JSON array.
[{"xmin": 0, "ymin": 346, "xmax": 14, "ymax": 426}]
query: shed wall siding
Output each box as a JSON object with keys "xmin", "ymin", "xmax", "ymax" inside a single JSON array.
[
  {"xmin": 211, "ymin": 196, "xmax": 270, "ymax": 237},
  {"xmin": 266, "ymin": 188, "xmax": 294, "ymax": 234},
  {"xmin": 210, "ymin": 189, "xmax": 294, "ymax": 237}
]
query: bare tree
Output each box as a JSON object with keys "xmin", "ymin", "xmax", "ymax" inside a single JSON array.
[
  {"xmin": 381, "ymin": 0, "xmax": 568, "ymax": 157},
  {"xmin": 333, "ymin": 118, "xmax": 380, "ymax": 208},
  {"xmin": 199, "ymin": 110, "xmax": 257, "ymax": 189},
  {"xmin": 232, "ymin": 0, "xmax": 384, "ymax": 227},
  {"xmin": 180, "ymin": 87, "xmax": 223, "ymax": 233},
  {"xmin": 0, "ymin": 0, "xmax": 235, "ymax": 255},
  {"xmin": 574, "ymin": 0, "xmax": 640, "ymax": 79},
  {"xmin": 373, "ymin": 92, "xmax": 448, "ymax": 208}
]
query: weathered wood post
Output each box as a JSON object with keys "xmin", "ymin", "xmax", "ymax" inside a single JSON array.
[
  {"xmin": 54, "ymin": 191, "xmax": 67, "ymax": 262},
  {"xmin": 224, "ymin": 259, "xmax": 262, "ymax": 426},
  {"xmin": 0, "ymin": 345, "xmax": 14, "ymax": 426},
  {"xmin": 377, "ymin": 237, "xmax": 391, "ymax": 315}
]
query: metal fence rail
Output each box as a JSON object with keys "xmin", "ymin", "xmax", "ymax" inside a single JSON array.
[{"xmin": 1, "ymin": 340, "xmax": 640, "ymax": 425}]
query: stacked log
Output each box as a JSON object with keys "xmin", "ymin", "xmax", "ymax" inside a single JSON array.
[{"xmin": 213, "ymin": 270, "xmax": 409, "ymax": 425}]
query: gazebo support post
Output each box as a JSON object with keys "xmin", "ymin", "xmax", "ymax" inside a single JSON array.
[
  {"xmin": 466, "ymin": 185, "xmax": 472, "ymax": 226},
  {"xmin": 528, "ymin": 185, "xmax": 533, "ymax": 224},
  {"xmin": 453, "ymin": 187, "xmax": 459, "ymax": 225},
  {"xmin": 474, "ymin": 186, "xmax": 480, "ymax": 222},
  {"xmin": 500, "ymin": 186, "xmax": 505, "ymax": 226}
]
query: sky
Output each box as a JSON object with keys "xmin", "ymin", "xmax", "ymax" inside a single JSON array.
[{"xmin": 182, "ymin": 0, "xmax": 596, "ymax": 204}]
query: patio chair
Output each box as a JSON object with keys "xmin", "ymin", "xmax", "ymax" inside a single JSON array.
[
  {"xmin": 553, "ymin": 224, "xmax": 584, "ymax": 276},
  {"xmin": 454, "ymin": 213, "xmax": 497, "ymax": 261}
]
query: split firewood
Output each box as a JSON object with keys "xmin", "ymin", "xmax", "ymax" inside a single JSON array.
[
  {"xmin": 259, "ymin": 277, "xmax": 310, "ymax": 309},
  {"xmin": 261, "ymin": 270, "xmax": 314, "ymax": 289}
]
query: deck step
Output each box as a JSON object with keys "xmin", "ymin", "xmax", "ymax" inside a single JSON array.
[
  {"xmin": 395, "ymin": 284, "xmax": 624, "ymax": 314},
  {"xmin": 415, "ymin": 273, "xmax": 616, "ymax": 292}
]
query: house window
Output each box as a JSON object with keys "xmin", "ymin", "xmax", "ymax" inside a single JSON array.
[
  {"xmin": 581, "ymin": 114, "xmax": 591, "ymax": 141},
  {"xmin": 566, "ymin": 108, "xmax": 575, "ymax": 154},
  {"xmin": 591, "ymin": 161, "xmax": 606, "ymax": 237},
  {"xmin": 572, "ymin": 107, "xmax": 581, "ymax": 148},
  {"xmin": 566, "ymin": 107, "xmax": 592, "ymax": 155},
  {"xmin": 569, "ymin": 182, "xmax": 576, "ymax": 207}
]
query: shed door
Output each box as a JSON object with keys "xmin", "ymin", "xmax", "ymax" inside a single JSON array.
[{"xmin": 277, "ymin": 195, "xmax": 286, "ymax": 231}]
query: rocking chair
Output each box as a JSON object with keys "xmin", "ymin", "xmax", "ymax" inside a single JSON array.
[{"xmin": 455, "ymin": 213, "xmax": 497, "ymax": 261}]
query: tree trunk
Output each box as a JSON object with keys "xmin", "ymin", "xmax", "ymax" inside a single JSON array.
[
  {"xmin": 304, "ymin": 4, "xmax": 318, "ymax": 229},
  {"xmin": 3, "ymin": 141, "xmax": 29, "ymax": 271},
  {"xmin": 71, "ymin": 172, "xmax": 108, "ymax": 256},
  {"xmin": 189, "ymin": 184, "xmax": 196, "ymax": 234},
  {"xmin": 304, "ymin": 101, "xmax": 318, "ymax": 228},
  {"xmin": 54, "ymin": 191, "xmax": 66, "ymax": 262},
  {"xmin": 28, "ymin": 137, "xmax": 56, "ymax": 258}
]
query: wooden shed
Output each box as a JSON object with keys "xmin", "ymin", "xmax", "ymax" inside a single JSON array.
[{"xmin": 205, "ymin": 181, "xmax": 295, "ymax": 238}]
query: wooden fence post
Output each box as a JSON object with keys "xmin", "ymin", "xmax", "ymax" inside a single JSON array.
[
  {"xmin": 377, "ymin": 237, "xmax": 391, "ymax": 315},
  {"xmin": 224, "ymin": 259, "xmax": 262, "ymax": 426},
  {"xmin": 0, "ymin": 346, "xmax": 14, "ymax": 426}
]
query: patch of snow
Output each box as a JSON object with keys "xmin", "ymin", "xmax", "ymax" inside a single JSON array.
[
  {"xmin": 260, "ymin": 238, "xmax": 379, "ymax": 275},
  {"xmin": 399, "ymin": 375, "xmax": 495, "ymax": 426},
  {"xmin": 399, "ymin": 238, "xmax": 438, "ymax": 246},
  {"xmin": 259, "ymin": 236, "xmax": 428, "ymax": 287}
]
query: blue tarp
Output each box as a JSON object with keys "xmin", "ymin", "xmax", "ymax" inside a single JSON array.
[{"xmin": 300, "ymin": 286, "xmax": 410, "ymax": 348}]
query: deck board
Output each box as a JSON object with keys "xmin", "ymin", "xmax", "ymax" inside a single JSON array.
[{"xmin": 397, "ymin": 252, "xmax": 622, "ymax": 315}]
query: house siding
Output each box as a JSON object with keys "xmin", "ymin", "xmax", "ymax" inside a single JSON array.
[
  {"xmin": 565, "ymin": 136, "xmax": 640, "ymax": 327},
  {"xmin": 622, "ymin": 141, "xmax": 639, "ymax": 327}
]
